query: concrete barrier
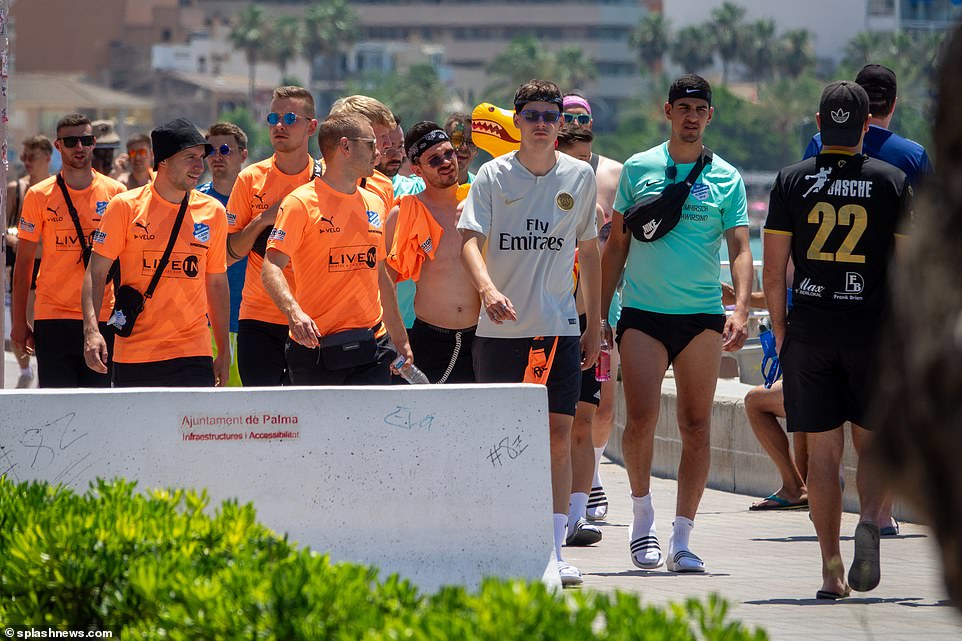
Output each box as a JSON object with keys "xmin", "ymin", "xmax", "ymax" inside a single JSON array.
[
  {"xmin": 606, "ymin": 377, "xmax": 913, "ymax": 520},
  {"xmin": 0, "ymin": 384, "xmax": 555, "ymax": 591}
]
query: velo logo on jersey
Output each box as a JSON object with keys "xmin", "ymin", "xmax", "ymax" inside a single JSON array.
[
  {"xmin": 329, "ymin": 245, "xmax": 377, "ymax": 272},
  {"xmin": 691, "ymin": 183, "xmax": 710, "ymax": 201},
  {"xmin": 366, "ymin": 210, "xmax": 381, "ymax": 227},
  {"xmin": 96, "ymin": 201, "xmax": 109, "ymax": 216},
  {"xmin": 193, "ymin": 223, "xmax": 210, "ymax": 242}
]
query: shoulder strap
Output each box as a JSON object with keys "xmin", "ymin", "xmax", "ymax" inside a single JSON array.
[
  {"xmin": 145, "ymin": 192, "xmax": 190, "ymax": 299},
  {"xmin": 589, "ymin": 153, "xmax": 600, "ymax": 174},
  {"xmin": 681, "ymin": 147, "xmax": 712, "ymax": 187},
  {"xmin": 56, "ymin": 173, "xmax": 91, "ymax": 259}
]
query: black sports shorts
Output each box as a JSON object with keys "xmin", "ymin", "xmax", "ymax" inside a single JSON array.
[
  {"xmin": 33, "ymin": 319, "xmax": 113, "ymax": 388},
  {"xmin": 286, "ymin": 330, "xmax": 394, "ymax": 386},
  {"xmin": 616, "ymin": 307, "xmax": 725, "ymax": 364},
  {"xmin": 237, "ymin": 319, "xmax": 290, "ymax": 386},
  {"xmin": 112, "ymin": 355, "xmax": 215, "ymax": 387},
  {"xmin": 473, "ymin": 334, "xmax": 581, "ymax": 416},
  {"xmin": 408, "ymin": 318, "xmax": 476, "ymax": 384},
  {"xmin": 578, "ymin": 314, "xmax": 601, "ymax": 406},
  {"xmin": 781, "ymin": 336, "xmax": 876, "ymax": 433}
]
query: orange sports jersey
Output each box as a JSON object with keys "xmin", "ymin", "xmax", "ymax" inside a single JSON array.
[
  {"xmin": 386, "ymin": 194, "xmax": 443, "ymax": 283},
  {"xmin": 361, "ymin": 170, "xmax": 394, "ymax": 212},
  {"xmin": 18, "ymin": 170, "xmax": 125, "ymax": 321},
  {"xmin": 92, "ymin": 185, "xmax": 228, "ymax": 364},
  {"xmin": 268, "ymin": 178, "xmax": 387, "ymax": 337},
  {"xmin": 226, "ymin": 155, "xmax": 316, "ymax": 324}
]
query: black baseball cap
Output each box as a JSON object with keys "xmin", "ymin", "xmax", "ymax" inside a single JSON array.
[
  {"xmin": 151, "ymin": 118, "xmax": 213, "ymax": 170},
  {"xmin": 819, "ymin": 81, "xmax": 869, "ymax": 148},
  {"xmin": 855, "ymin": 64, "xmax": 897, "ymax": 105}
]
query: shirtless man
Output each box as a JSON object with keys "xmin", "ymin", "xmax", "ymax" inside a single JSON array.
[{"xmin": 385, "ymin": 121, "xmax": 479, "ymax": 383}]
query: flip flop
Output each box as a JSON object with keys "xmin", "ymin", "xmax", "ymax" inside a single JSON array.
[
  {"xmin": 880, "ymin": 519, "xmax": 900, "ymax": 537},
  {"xmin": 849, "ymin": 522, "xmax": 881, "ymax": 592},
  {"xmin": 815, "ymin": 588, "xmax": 850, "ymax": 600},
  {"xmin": 749, "ymin": 494, "xmax": 809, "ymax": 511}
]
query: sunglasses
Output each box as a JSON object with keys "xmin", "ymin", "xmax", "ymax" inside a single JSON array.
[
  {"xmin": 422, "ymin": 148, "xmax": 457, "ymax": 168},
  {"xmin": 128, "ymin": 148, "xmax": 149, "ymax": 159},
  {"xmin": 562, "ymin": 113, "xmax": 592, "ymax": 126},
  {"xmin": 381, "ymin": 144, "xmax": 404, "ymax": 157},
  {"xmin": 349, "ymin": 137, "xmax": 377, "ymax": 151},
  {"xmin": 520, "ymin": 109, "xmax": 562, "ymax": 124},
  {"xmin": 267, "ymin": 112, "xmax": 312, "ymax": 126},
  {"xmin": 209, "ymin": 144, "xmax": 235, "ymax": 157},
  {"xmin": 59, "ymin": 135, "xmax": 95, "ymax": 148},
  {"xmin": 448, "ymin": 130, "xmax": 476, "ymax": 151}
]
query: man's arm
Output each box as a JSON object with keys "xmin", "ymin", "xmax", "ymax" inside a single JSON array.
[
  {"xmin": 261, "ymin": 248, "xmax": 319, "ymax": 347},
  {"xmin": 206, "ymin": 272, "xmax": 231, "ymax": 386},
  {"xmin": 227, "ymin": 201, "xmax": 280, "ymax": 265},
  {"xmin": 722, "ymin": 225, "xmax": 752, "ymax": 351},
  {"xmin": 762, "ymin": 233, "xmax": 792, "ymax": 352},
  {"xmin": 460, "ymin": 230, "xmax": 516, "ymax": 323},
  {"xmin": 11, "ymin": 238, "xmax": 38, "ymax": 355},
  {"xmin": 378, "ymin": 262, "xmax": 412, "ymax": 367},
  {"xmin": 600, "ymin": 211, "xmax": 630, "ymax": 331},
  {"xmin": 577, "ymin": 236, "xmax": 602, "ymax": 370},
  {"xmin": 82, "ymin": 252, "xmax": 113, "ymax": 374}
]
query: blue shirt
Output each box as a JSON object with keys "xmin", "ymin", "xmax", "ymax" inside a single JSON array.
[
  {"xmin": 387, "ymin": 174, "xmax": 426, "ymax": 328},
  {"xmin": 803, "ymin": 125, "xmax": 932, "ymax": 189},
  {"xmin": 197, "ymin": 180, "xmax": 246, "ymax": 333},
  {"xmin": 392, "ymin": 173, "xmax": 426, "ymax": 199},
  {"xmin": 614, "ymin": 143, "xmax": 748, "ymax": 315}
]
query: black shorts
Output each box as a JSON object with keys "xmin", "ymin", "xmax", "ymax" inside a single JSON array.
[
  {"xmin": 237, "ymin": 319, "xmax": 290, "ymax": 386},
  {"xmin": 33, "ymin": 319, "xmax": 113, "ymax": 388},
  {"xmin": 579, "ymin": 314, "xmax": 601, "ymax": 406},
  {"xmin": 112, "ymin": 355, "xmax": 215, "ymax": 387},
  {"xmin": 616, "ymin": 307, "xmax": 725, "ymax": 364},
  {"xmin": 781, "ymin": 337, "xmax": 876, "ymax": 433},
  {"xmin": 473, "ymin": 335, "xmax": 582, "ymax": 416},
  {"xmin": 408, "ymin": 319, "xmax": 476, "ymax": 384},
  {"xmin": 286, "ymin": 331, "xmax": 395, "ymax": 386}
]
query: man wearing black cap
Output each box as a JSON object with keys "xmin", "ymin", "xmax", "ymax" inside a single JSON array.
[
  {"xmin": 804, "ymin": 64, "xmax": 933, "ymax": 189},
  {"xmin": 764, "ymin": 81, "xmax": 913, "ymax": 600},
  {"xmin": 82, "ymin": 118, "xmax": 231, "ymax": 387},
  {"xmin": 601, "ymin": 73, "xmax": 753, "ymax": 574}
]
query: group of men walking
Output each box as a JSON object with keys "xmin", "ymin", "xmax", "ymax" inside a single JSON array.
[{"xmin": 2, "ymin": 62, "xmax": 918, "ymax": 597}]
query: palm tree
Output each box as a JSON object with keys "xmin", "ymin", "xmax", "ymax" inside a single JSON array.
[
  {"xmin": 303, "ymin": 0, "xmax": 360, "ymax": 94},
  {"xmin": 484, "ymin": 36, "xmax": 558, "ymax": 102},
  {"xmin": 739, "ymin": 19, "xmax": 778, "ymax": 87},
  {"xmin": 266, "ymin": 15, "xmax": 305, "ymax": 81},
  {"xmin": 709, "ymin": 1, "xmax": 747, "ymax": 85},
  {"xmin": 553, "ymin": 45, "xmax": 597, "ymax": 93},
  {"xmin": 777, "ymin": 29, "xmax": 815, "ymax": 79},
  {"xmin": 631, "ymin": 12, "xmax": 670, "ymax": 73},
  {"xmin": 228, "ymin": 4, "xmax": 268, "ymax": 110},
  {"xmin": 670, "ymin": 25, "xmax": 714, "ymax": 75},
  {"xmin": 844, "ymin": 31, "xmax": 885, "ymax": 69}
]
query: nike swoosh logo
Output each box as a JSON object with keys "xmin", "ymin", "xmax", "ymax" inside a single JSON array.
[
  {"xmin": 505, "ymin": 196, "xmax": 525, "ymax": 205},
  {"xmin": 642, "ymin": 220, "xmax": 661, "ymax": 240},
  {"xmin": 643, "ymin": 180, "xmax": 658, "ymax": 188},
  {"xmin": 685, "ymin": 88, "xmax": 699, "ymax": 94}
]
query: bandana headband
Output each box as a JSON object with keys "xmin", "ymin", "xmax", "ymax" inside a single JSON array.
[
  {"xmin": 562, "ymin": 96, "xmax": 592, "ymax": 114},
  {"xmin": 407, "ymin": 129, "xmax": 449, "ymax": 163}
]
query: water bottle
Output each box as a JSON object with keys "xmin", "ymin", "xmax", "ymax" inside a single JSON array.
[
  {"xmin": 595, "ymin": 321, "xmax": 611, "ymax": 382},
  {"xmin": 393, "ymin": 356, "xmax": 431, "ymax": 385}
]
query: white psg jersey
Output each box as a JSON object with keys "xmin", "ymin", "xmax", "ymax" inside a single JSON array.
[{"xmin": 459, "ymin": 151, "xmax": 598, "ymax": 338}]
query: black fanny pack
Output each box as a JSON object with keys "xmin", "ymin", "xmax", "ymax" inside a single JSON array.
[
  {"xmin": 318, "ymin": 327, "xmax": 377, "ymax": 370},
  {"xmin": 107, "ymin": 194, "xmax": 190, "ymax": 337},
  {"xmin": 623, "ymin": 148, "xmax": 712, "ymax": 242}
]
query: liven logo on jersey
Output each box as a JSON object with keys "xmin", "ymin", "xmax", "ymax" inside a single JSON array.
[
  {"xmin": 329, "ymin": 245, "xmax": 377, "ymax": 271},
  {"xmin": 141, "ymin": 251, "xmax": 201, "ymax": 278},
  {"xmin": 797, "ymin": 277, "xmax": 825, "ymax": 297}
]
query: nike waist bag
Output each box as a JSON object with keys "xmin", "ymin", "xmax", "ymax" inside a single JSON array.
[{"xmin": 622, "ymin": 148, "xmax": 712, "ymax": 243}]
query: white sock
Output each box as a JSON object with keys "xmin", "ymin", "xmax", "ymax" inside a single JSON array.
[
  {"xmin": 671, "ymin": 516, "xmax": 694, "ymax": 551},
  {"xmin": 568, "ymin": 492, "xmax": 588, "ymax": 529},
  {"xmin": 630, "ymin": 493, "xmax": 655, "ymax": 538},
  {"xmin": 553, "ymin": 513, "xmax": 568, "ymax": 561},
  {"xmin": 592, "ymin": 445, "xmax": 607, "ymax": 487}
]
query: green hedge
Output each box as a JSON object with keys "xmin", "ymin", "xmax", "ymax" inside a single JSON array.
[{"xmin": 0, "ymin": 479, "xmax": 768, "ymax": 640}]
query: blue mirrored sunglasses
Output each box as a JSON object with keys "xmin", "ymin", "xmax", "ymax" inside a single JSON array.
[
  {"xmin": 266, "ymin": 112, "xmax": 311, "ymax": 126},
  {"xmin": 562, "ymin": 113, "xmax": 592, "ymax": 126},
  {"xmin": 209, "ymin": 144, "xmax": 233, "ymax": 157}
]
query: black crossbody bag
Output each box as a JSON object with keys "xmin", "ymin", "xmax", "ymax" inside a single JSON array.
[
  {"xmin": 250, "ymin": 159, "xmax": 323, "ymax": 257},
  {"xmin": 107, "ymin": 194, "xmax": 190, "ymax": 337},
  {"xmin": 55, "ymin": 175, "xmax": 121, "ymax": 289},
  {"xmin": 623, "ymin": 147, "xmax": 713, "ymax": 243}
]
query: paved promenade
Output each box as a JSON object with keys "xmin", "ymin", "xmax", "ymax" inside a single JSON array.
[{"xmin": 566, "ymin": 458, "xmax": 961, "ymax": 640}]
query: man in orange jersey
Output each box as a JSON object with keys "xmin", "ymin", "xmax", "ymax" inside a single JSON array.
[
  {"xmin": 82, "ymin": 118, "xmax": 230, "ymax": 387},
  {"xmin": 12, "ymin": 114, "xmax": 126, "ymax": 387},
  {"xmin": 263, "ymin": 114, "xmax": 411, "ymax": 385},
  {"xmin": 226, "ymin": 86, "xmax": 319, "ymax": 386},
  {"xmin": 328, "ymin": 95, "xmax": 396, "ymax": 212},
  {"xmin": 384, "ymin": 121, "xmax": 479, "ymax": 383}
]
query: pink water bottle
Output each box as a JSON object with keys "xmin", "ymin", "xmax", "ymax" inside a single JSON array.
[{"xmin": 595, "ymin": 321, "xmax": 611, "ymax": 382}]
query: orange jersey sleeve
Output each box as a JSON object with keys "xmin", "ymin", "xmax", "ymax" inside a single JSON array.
[
  {"xmin": 269, "ymin": 179, "xmax": 387, "ymax": 337},
  {"xmin": 226, "ymin": 156, "xmax": 316, "ymax": 324},
  {"xmin": 93, "ymin": 186, "xmax": 228, "ymax": 363},
  {"xmin": 361, "ymin": 170, "xmax": 395, "ymax": 213},
  {"xmin": 386, "ymin": 195, "xmax": 444, "ymax": 283},
  {"xmin": 18, "ymin": 171, "xmax": 125, "ymax": 321}
]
